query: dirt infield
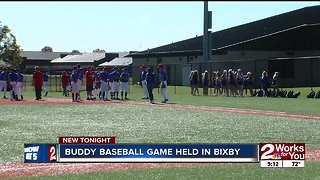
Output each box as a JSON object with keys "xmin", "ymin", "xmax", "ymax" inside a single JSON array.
[{"xmin": 0, "ymin": 98, "xmax": 320, "ymax": 178}]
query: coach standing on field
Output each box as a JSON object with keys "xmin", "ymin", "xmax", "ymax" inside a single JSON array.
[
  {"xmin": 32, "ymin": 66, "xmax": 43, "ymax": 100},
  {"xmin": 145, "ymin": 67, "xmax": 156, "ymax": 104}
]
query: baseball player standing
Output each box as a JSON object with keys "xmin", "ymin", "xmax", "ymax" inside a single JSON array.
[
  {"xmin": 42, "ymin": 72, "xmax": 49, "ymax": 97},
  {"xmin": 108, "ymin": 68, "xmax": 114, "ymax": 100},
  {"xmin": 76, "ymin": 64, "xmax": 84, "ymax": 101},
  {"xmin": 99, "ymin": 67, "xmax": 110, "ymax": 101},
  {"xmin": 120, "ymin": 67, "xmax": 129, "ymax": 100},
  {"xmin": 85, "ymin": 66, "xmax": 94, "ymax": 100},
  {"xmin": 8, "ymin": 68, "xmax": 19, "ymax": 101},
  {"xmin": 157, "ymin": 64, "xmax": 169, "ymax": 103},
  {"xmin": 32, "ymin": 66, "xmax": 43, "ymax": 100},
  {"xmin": 145, "ymin": 67, "xmax": 156, "ymax": 104},
  {"xmin": 17, "ymin": 69, "xmax": 24, "ymax": 100},
  {"xmin": 93, "ymin": 67, "xmax": 101, "ymax": 100},
  {"xmin": 140, "ymin": 65, "xmax": 149, "ymax": 99},
  {"xmin": 61, "ymin": 71, "xmax": 70, "ymax": 97},
  {"xmin": 71, "ymin": 66, "xmax": 80, "ymax": 102},
  {"xmin": 0, "ymin": 67, "xmax": 8, "ymax": 99},
  {"xmin": 112, "ymin": 66, "xmax": 121, "ymax": 100}
]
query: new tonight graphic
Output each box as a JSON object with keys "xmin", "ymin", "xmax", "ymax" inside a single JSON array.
[{"xmin": 58, "ymin": 144, "xmax": 258, "ymax": 163}]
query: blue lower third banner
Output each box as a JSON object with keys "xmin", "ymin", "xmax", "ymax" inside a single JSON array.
[
  {"xmin": 58, "ymin": 144, "xmax": 258, "ymax": 163},
  {"xmin": 24, "ymin": 144, "xmax": 57, "ymax": 163}
]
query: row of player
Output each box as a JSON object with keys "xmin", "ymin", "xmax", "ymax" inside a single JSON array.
[
  {"xmin": 0, "ymin": 67, "xmax": 50, "ymax": 101},
  {"xmin": 68, "ymin": 64, "xmax": 130, "ymax": 102}
]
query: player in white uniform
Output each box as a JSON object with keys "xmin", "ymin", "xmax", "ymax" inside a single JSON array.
[
  {"xmin": 140, "ymin": 65, "xmax": 149, "ymax": 99},
  {"xmin": 99, "ymin": 67, "xmax": 110, "ymax": 101},
  {"xmin": 76, "ymin": 64, "xmax": 84, "ymax": 101},
  {"xmin": 158, "ymin": 64, "xmax": 169, "ymax": 103},
  {"xmin": 8, "ymin": 68, "xmax": 19, "ymax": 101},
  {"xmin": 0, "ymin": 67, "xmax": 8, "ymax": 99},
  {"xmin": 17, "ymin": 69, "xmax": 24, "ymax": 100},
  {"xmin": 71, "ymin": 66, "xmax": 80, "ymax": 102}
]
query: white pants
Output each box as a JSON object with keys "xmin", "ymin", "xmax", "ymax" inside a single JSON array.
[
  {"xmin": 113, "ymin": 81, "xmax": 119, "ymax": 93},
  {"xmin": 71, "ymin": 81, "xmax": 79, "ymax": 93},
  {"xmin": 121, "ymin": 82, "xmax": 128, "ymax": 93},
  {"xmin": 142, "ymin": 80, "xmax": 149, "ymax": 98},
  {"xmin": 160, "ymin": 81, "xmax": 168, "ymax": 100},
  {"xmin": 109, "ymin": 82, "xmax": 113, "ymax": 93},
  {"xmin": 100, "ymin": 81, "xmax": 109, "ymax": 92},
  {"xmin": 9, "ymin": 82, "xmax": 17, "ymax": 99},
  {"xmin": 42, "ymin": 81, "xmax": 48, "ymax": 93},
  {"xmin": 77, "ymin": 79, "xmax": 82, "ymax": 91},
  {"xmin": 0, "ymin": 80, "xmax": 7, "ymax": 96},
  {"xmin": 17, "ymin": 82, "xmax": 23, "ymax": 96},
  {"xmin": 100, "ymin": 81, "xmax": 109, "ymax": 100},
  {"xmin": 93, "ymin": 81, "xmax": 100, "ymax": 97}
]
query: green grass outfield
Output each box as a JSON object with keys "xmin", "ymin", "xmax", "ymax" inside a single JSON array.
[{"xmin": 1, "ymin": 85, "xmax": 320, "ymax": 179}]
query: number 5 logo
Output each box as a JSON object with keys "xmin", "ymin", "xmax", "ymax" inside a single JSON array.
[{"xmin": 260, "ymin": 144, "xmax": 275, "ymax": 160}]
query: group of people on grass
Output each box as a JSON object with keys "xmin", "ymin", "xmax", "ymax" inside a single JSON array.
[
  {"xmin": 0, "ymin": 66, "xmax": 49, "ymax": 101},
  {"xmin": 1, "ymin": 64, "xmax": 282, "ymax": 102},
  {"xmin": 62, "ymin": 64, "xmax": 130, "ymax": 102},
  {"xmin": 189, "ymin": 69, "xmax": 281, "ymax": 97}
]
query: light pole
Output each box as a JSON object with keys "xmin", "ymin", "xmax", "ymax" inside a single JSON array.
[{"xmin": 203, "ymin": 1, "xmax": 212, "ymax": 71}]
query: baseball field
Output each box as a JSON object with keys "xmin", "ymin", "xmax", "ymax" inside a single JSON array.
[{"xmin": 0, "ymin": 85, "xmax": 320, "ymax": 179}]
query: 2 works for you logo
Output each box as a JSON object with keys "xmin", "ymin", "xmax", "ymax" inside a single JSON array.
[{"xmin": 260, "ymin": 143, "xmax": 305, "ymax": 160}]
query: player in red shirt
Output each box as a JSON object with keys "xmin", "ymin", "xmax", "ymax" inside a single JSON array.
[
  {"xmin": 85, "ymin": 66, "xmax": 94, "ymax": 100},
  {"xmin": 32, "ymin": 66, "xmax": 43, "ymax": 100},
  {"xmin": 61, "ymin": 71, "xmax": 70, "ymax": 97}
]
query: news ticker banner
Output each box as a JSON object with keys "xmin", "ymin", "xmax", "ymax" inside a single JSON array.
[
  {"xmin": 58, "ymin": 144, "xmax": 257, "ymax": 163},
  {"xmin": 23, "ymin": 136, "xmax": 305, "ymax": 167}
]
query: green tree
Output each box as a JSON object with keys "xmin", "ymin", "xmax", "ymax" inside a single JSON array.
[
  {"xmin": 41, "ymin": 46, "xmax": 53, "ymax": 52},
  {"xmin": 0, "ymin": 21, "xmax": 23, "ymax": 68},
  {"xmin": 71, "ymin": 49, "xmax": 81, "ymax": 54},
  {"xmin": 93, "ymin": 48, "xmax": 105, "ymax": 53}
]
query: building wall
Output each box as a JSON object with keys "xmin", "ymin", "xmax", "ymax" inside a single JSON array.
[
  {"xmin": 132, "ymin": 50, "xmax": 320, "ymax": 87},
  {"xmin": 313, "ymin": 59, "xmax": 320, "ymax": 86}
]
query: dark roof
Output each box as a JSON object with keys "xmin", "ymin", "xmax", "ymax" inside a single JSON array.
[
  {"xmin": 216, "ymin": 23, "xmax": 320, "ymax": 51},
  {"xmin": 130, "ymin": 5, "xmax": 320, "ymax": 57},
  {"xmin": 21, "ymin": 51, "xmax": 70, "ymax": 61}
]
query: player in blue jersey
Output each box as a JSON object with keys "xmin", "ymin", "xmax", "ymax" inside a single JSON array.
[
  {"xmin": 71, "ymin": 66, "xmax": 80, "ymax": 102},
  {"xmin": 157, "ymin": 64, "xmax": 169, "ymax": 103},
  {"xmin": 108, "ymin": 68, "xmax": 114, "ymax": 100},
  {"xmin": 0, "ymin": 67, "xmax": 8, "ymax": 99},
  {"xmin": 99, "ymin": 67, "xmax": 111, "ymax": 101},
  {"xmin": 8, "ymin": 68, "xmax": 19, "ymax": 101},
  {"xmin": 42, "ymin": 72, "xmax": 49, "ymax": 97},
  {"xmin": 120, "ymin": 67, "xmax": 130, "ymax": 100},
  {"xmin": 17, "ymin": 69, "xmax": 24, "ymax": 100},
  {"xmin": 112, "ymin": 66, "xmax": 121, "ymax": 100},
  {"xmin": 140, "ymin": 65, "xmax": 149, "ymax": 99}
]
